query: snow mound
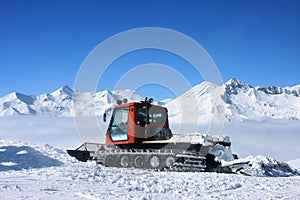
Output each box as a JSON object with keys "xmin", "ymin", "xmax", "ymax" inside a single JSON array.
[
  {"xmin": 239, "ymin": 155, "xmax": 300, "ymax": 177},
  {"xmin": 209, "ymin": 144, "xmax": 235, "ymax": 162},
  {"xmin": 0, "ymin": 140, "xmax": 70, "ymax": 171},
  {"xmin": 287, "ymin": 158, "xmax": 300, "ymax": 171}
]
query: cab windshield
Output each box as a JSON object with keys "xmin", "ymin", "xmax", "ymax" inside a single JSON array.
[{"xmin": 109, "ymin": 107, "xmax": 129, "ymax": 134}]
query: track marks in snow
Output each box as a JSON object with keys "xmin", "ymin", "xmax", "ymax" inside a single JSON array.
[
  {"xmin": 1, "ymin": 163, "xmax": 300, "ymax": 199},
  {"xmin": 75, "ymin": 193, "xmax": 100, "ymax": 200}
]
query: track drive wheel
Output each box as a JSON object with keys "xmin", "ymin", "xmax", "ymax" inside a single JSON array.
[
  {"xmin": 104, "ymin": 155, "xmax": 116, "ymax": 167},
  {"xmin": 120, "ymin": 155, "xmax": 130, "ymax": 168},
  {"xmin": 165, "ymin": 155, "xmax": 176, "ymax": 168},
  {"xmin": 149, "ymin": 155, "xmax": 161, "ymax": 169},
  {"xmin": 133, "ymin": 155, "xmax": 145, "ymax": 168}
]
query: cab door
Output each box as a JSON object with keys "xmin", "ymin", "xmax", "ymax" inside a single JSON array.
[{"xmin": 107, "ymin": 107, "xmax": 129, "ymax": 143}]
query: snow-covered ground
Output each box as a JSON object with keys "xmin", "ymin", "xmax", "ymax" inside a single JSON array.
[{"xmin": 0, "ymin": 140, "xmax": 300, "ymax": 200}]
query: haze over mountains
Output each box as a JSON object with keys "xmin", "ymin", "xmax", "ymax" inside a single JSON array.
[{"xmin": 0, "ymin": 78, "xmax": 299, "ymax": 121}]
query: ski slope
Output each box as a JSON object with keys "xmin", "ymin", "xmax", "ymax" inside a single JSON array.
[{"xmin": 0, "ymin": 140, "xmax": 299, "ymax": 200}]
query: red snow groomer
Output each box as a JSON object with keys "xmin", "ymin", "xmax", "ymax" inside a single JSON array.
[{"xmin": 67, "ymin": 98, "xmax": 247, "ymax": 172}]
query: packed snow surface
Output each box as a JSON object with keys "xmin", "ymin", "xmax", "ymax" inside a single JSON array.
[{"xmin": 0, "ymin": 140, "xmax": 300, "ymax": 200}]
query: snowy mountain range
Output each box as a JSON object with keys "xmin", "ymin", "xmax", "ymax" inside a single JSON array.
[
  {"xmin": 0, "ymin": 78, "xmax": 299, "ymax": 120},
  {"xmin": 222, "ymin": 78, "xmax": 300, "ymax": 120},
  {"xmin": 0, "ymin": 87, "xmax": 143, "ymax": 117},
  {"xmin": 166, "ymin": 78, "xmax": 300, "ymax": 122}
]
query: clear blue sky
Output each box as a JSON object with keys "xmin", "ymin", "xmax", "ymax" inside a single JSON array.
[{"xmin": 1, "ymin": 0, "xmax": 300, "ymax": 100}]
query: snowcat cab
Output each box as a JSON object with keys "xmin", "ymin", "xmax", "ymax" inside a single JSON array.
[{"xmin": 105, "ymin": 98, "xmax": 173, "ymax": 147}]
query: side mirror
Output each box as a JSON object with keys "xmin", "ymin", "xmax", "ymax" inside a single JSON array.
[
  {"xmin": 103, "ymin": 112, "xmax": 107, "ymax": 122},
  {"xmin": 149, "ymin": 98, "xmax": 153, "ymax": 104}
]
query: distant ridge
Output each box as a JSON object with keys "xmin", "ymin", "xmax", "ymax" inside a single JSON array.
[
  {"xmin": 166, "ymin": 78, "xmax": 300, "ymax": 122},
  {"xmin": 0, "ymin": 78, "xmax": 299, "ymax": 120},
  {"xmin": 0, "ymin": 86, "xmax": 143, "ymax": 116}
]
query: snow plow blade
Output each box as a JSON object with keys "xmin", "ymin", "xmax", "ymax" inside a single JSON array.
[
  {"xmin": 221, "ymin": 160, "xmax": 251, "ymax": 174},
  {"xmin": 67, "ymin": 149, "xmax": 91, "ymax": 162},
  {"xmin": 67, "ymin": 143, "xmax": 104, "ymax": 162}
]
